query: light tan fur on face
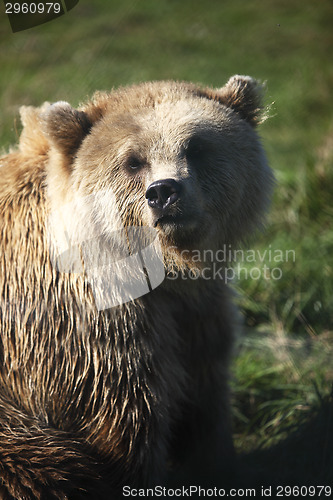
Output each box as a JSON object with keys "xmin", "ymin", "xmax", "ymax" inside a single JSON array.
[{"xmin": 41, "ymin": 78, "xmax": 273, "ymax": 270}]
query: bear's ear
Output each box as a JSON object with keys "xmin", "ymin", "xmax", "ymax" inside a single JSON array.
[
  {"xmin": 202, "ymin": 75, "xmax": 265, "ymax": 126},
  {"xmin": 41, "ymin": 101, "xmax": 92, "ymax": 158}
]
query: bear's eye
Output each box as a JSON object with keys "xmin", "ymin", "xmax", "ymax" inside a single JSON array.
[
  {"xmin": 185, "ymin": 137, "xmax": 208, "ymax": 162},
  {"xmin": 126, "ymin": 155, "xmax": 145, "ymax": 173}
]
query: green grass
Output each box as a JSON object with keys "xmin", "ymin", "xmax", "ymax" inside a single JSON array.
[
  {"xmin": 1, "ymin": 0, "xmax": 332, "ymax": 487},
  {"xmin": 232, "ymin": 330, "xmax": 332, "ymax": 449}
]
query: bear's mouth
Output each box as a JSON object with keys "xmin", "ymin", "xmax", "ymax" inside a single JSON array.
[
  {"xmin": 153, "ymin": 214, "xmax": 185, "ymax": 228},
  {"xmin": 153, "ymin": 213, "xmax": 208, "ymax": 249},
  {"xmin": 153, "ymin": 214, "xmax": 199, "ymax": 234}
]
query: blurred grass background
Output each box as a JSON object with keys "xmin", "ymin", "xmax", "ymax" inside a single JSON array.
[{"xmin": 0, "ymin": 0, "xmax": 332, "ymax": 488}]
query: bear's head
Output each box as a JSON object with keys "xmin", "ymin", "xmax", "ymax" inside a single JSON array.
[{"xmin": 41, "ymin": 76, "xmax": 273, "ymax": 289}]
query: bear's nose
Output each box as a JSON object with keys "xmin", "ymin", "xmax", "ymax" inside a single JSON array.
[{"xmin": 145, "ymin": 179, "xmax": 181, "ymax": 211}]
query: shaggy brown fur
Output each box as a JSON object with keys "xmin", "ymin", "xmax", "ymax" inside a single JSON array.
[{"xmin": 0, "ymin": 76, "xmax": 273, "ymax": 498}]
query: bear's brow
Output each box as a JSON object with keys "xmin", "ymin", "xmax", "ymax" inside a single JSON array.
[
  {"xmin": 184, "ymin": 126, "xmax": 222, "ymax": 147},
  {"xmin": 109, "ymin": 115, "xmax": 143, "ymax": 135}
]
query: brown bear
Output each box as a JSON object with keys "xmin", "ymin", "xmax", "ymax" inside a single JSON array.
[{"xmin": 0, "ymin": 76, "xmax": 273, "ymax": 499}]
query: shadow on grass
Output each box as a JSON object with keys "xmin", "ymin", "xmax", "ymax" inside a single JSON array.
[
  {"xmin": 168, "ymin": 393, "xmax": 332, "ymax": 498},
  {"xmin": 240, "ymin": 392, "xmax": 333, "ymax": 489}
]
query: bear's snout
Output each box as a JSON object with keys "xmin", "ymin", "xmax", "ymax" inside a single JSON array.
[{"xmin": 145, "ymin": 178, "xmax": 182, "ymax": 213}]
